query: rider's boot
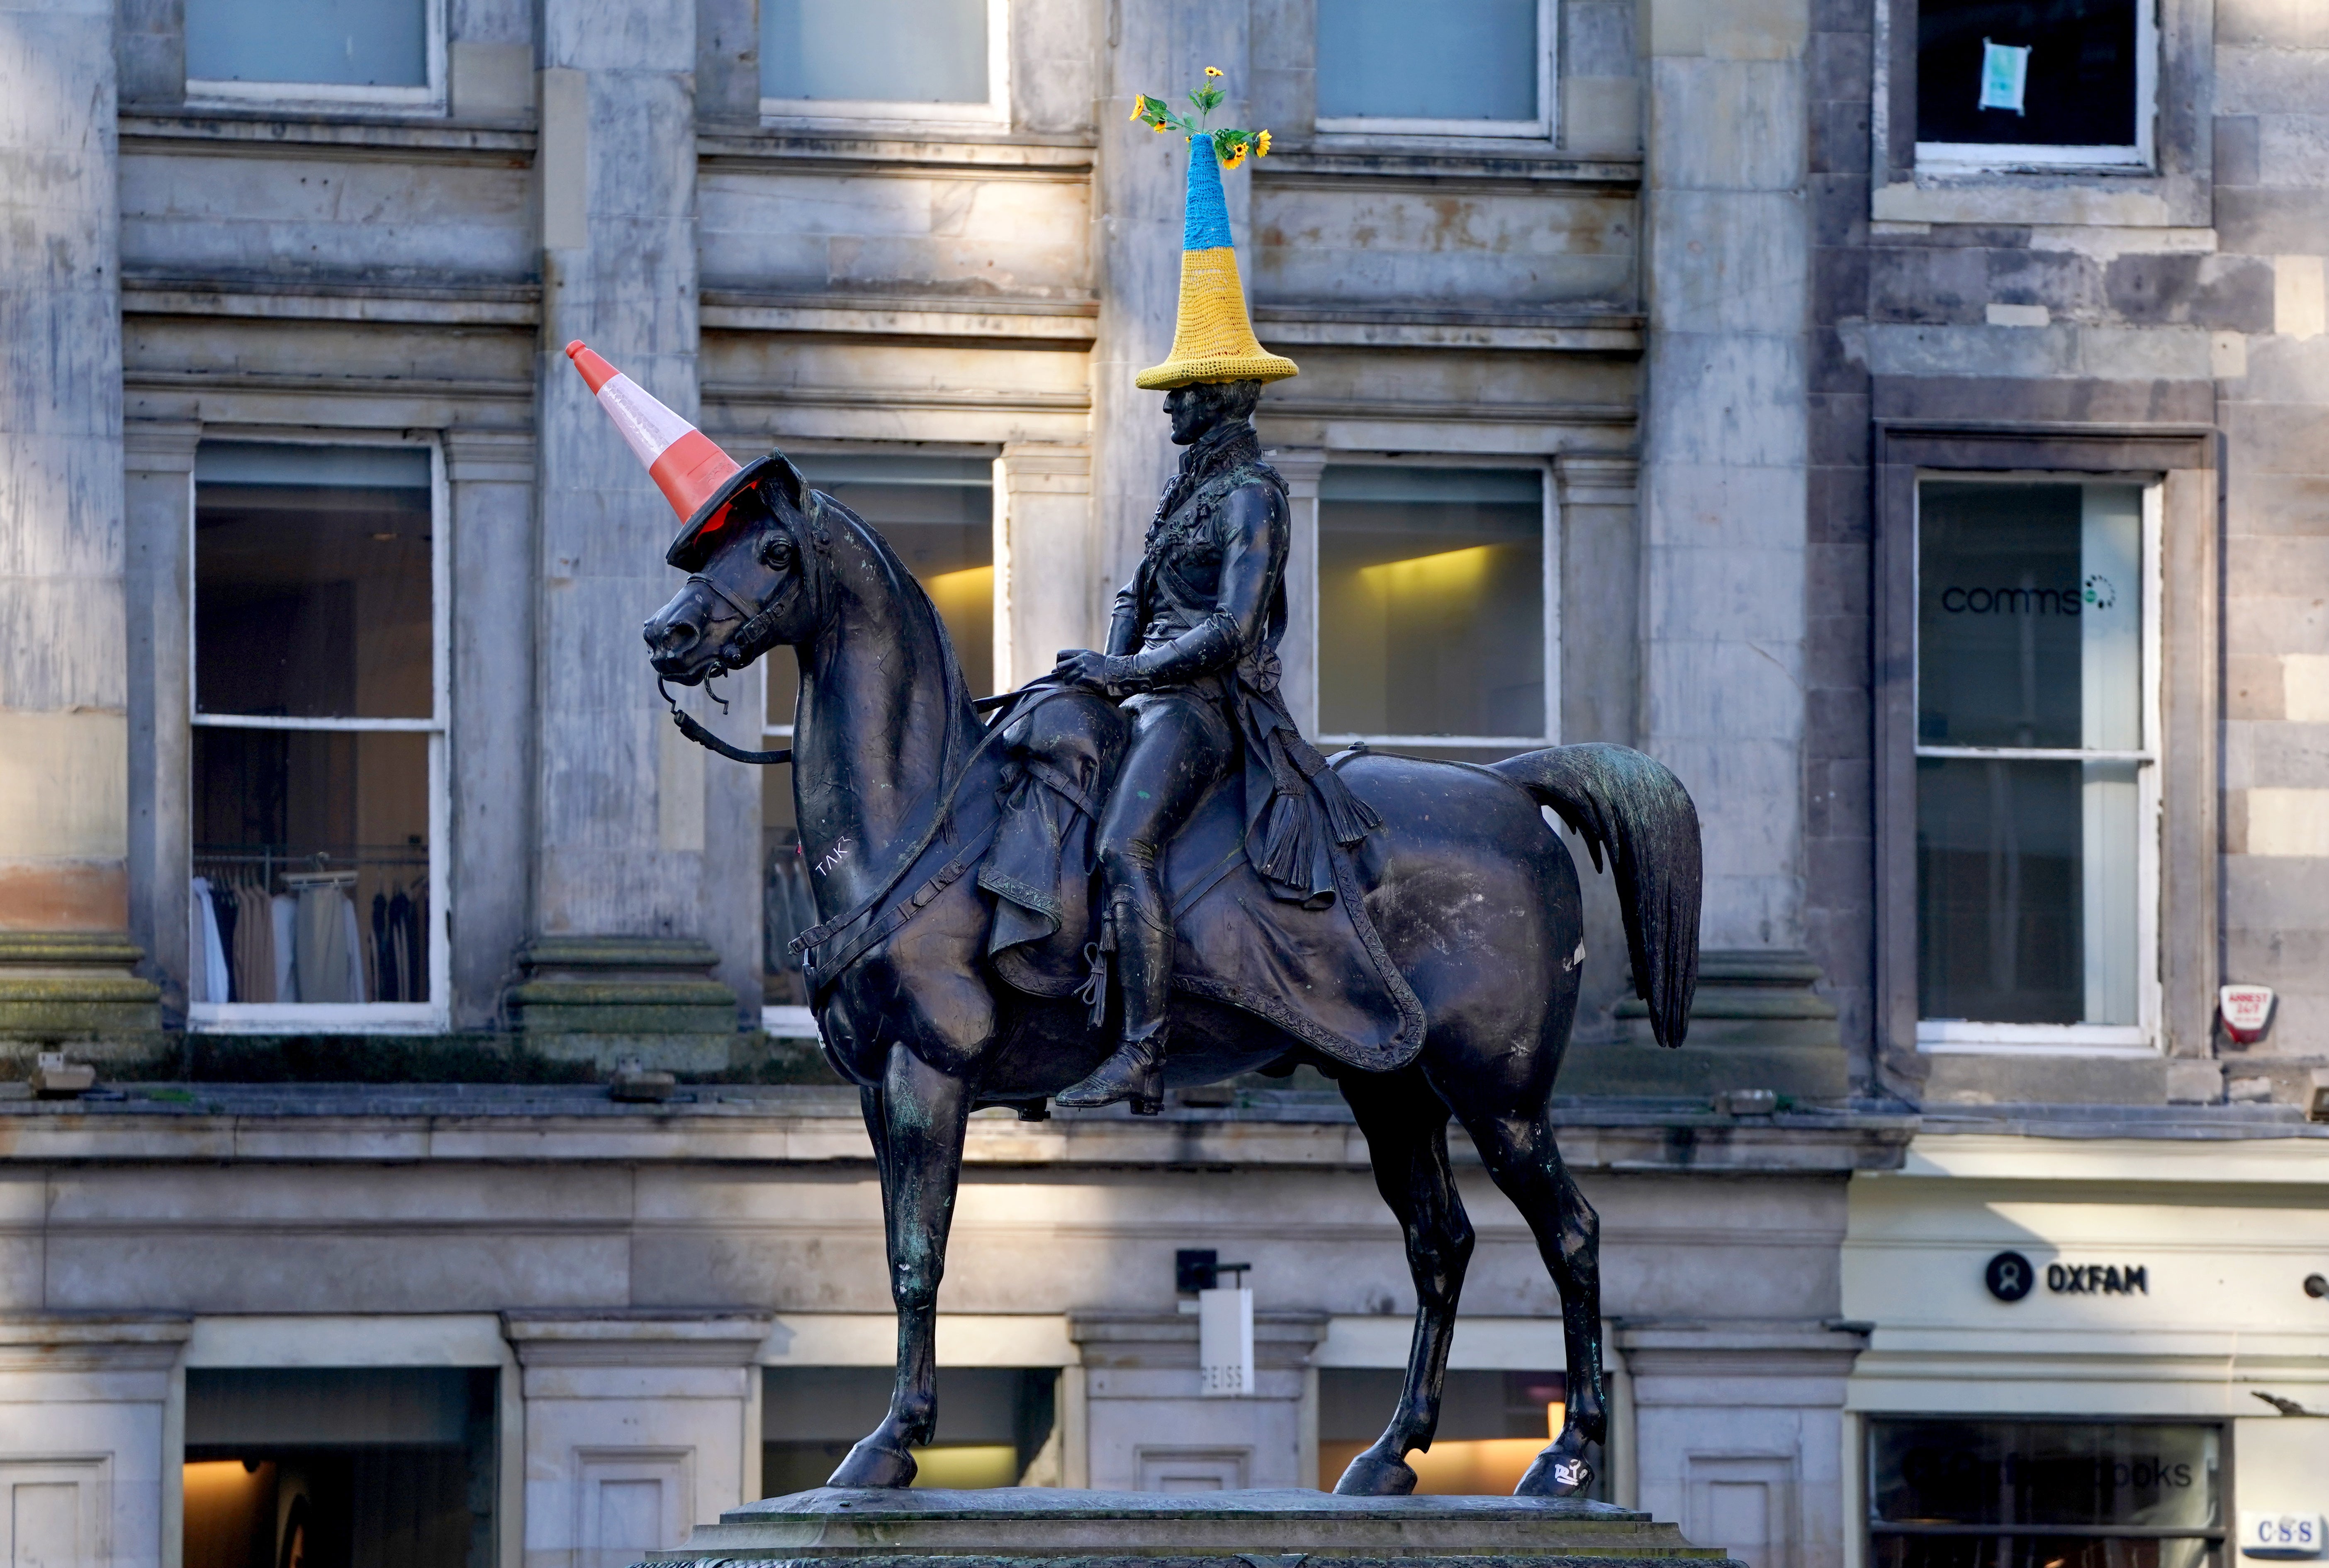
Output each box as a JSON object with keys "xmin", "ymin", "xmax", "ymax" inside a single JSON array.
[{"xmin": 1057, "ymin": 891, "xmax": 1171, "ymax": 1115}]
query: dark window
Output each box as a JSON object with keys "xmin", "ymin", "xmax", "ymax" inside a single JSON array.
[
  {"xmin": 184, "ymin": 1368, "xmax": 496, "ymax": 1568},
  {"xmin": 1318, "ymin": 1368, "xmax": 1599, "ymax": 1497},
  {"xmin": 192, "ymin": 443, "xmax": 438, "ymax": 1010},
  {"xmin": 1915, "ymin": 0, "xmax": 2139, "ymax": 149},
  {"xmin": 1317, "ymin": 466, "xmax": 1546, "ymax": 743},
  {"xmin": 1869, "ymin": 1419, "xmax": 2222, "ymax": 1568},
  {"xmin": 762, "ymin": 1367, "xmax": 1056, "ymax": 1493},
  {"xmin": 1915, "ymin": 480, "xmax": 2146, "ymax": 1028},
  {"xmin": 761, "ymin": 456, "xmax": 991, "ymax": 1005}
]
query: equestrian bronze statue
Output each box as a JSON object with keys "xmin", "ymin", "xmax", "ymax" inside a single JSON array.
[{"xmin": 582, "ymin": 69, "xmax": 1702, "ymax": 1507}]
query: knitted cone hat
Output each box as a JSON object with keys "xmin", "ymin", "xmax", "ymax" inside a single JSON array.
[
  {"xmin": 565, "ymin": 340, "xmax": 742, "ymax": 523},
  {"xmin": 1135, "ymin": 130, "xmax": 1298, "ymax": 390}
]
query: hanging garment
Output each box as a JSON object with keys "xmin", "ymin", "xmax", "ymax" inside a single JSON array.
[
  {"xmin": 234, "ymin": 881, "xmax": 275, "ymax": 1003},
  {"xmin": 190, "ymin": 878, "xmax": 231, "ymax": 1005},
  {"xmin": 340, "ymin": 891, "xmax": 367, "ymax": 1004},
  {"xmin": 271, "ymin": 894, "xmax": 299, "ymax": 1002},
  {"xmin": 386, "ymin": 889, "xmax": 418, "ymax": 1003},
  {"xmin": 292, "ymin": 878, "xmax": 355, "ymax": 1003},
  {"xmin": 371, "ymin": 892, "xmax": 397, "ymax": 1003},
  {"xmin": 211, "ymin": 885, "xmax": 240, "ymax": 1002}
]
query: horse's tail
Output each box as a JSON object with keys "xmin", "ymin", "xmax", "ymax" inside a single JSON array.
[{"xmin": 1490, "ymin": 743, "xmax": 1702, "ymax": 1049}]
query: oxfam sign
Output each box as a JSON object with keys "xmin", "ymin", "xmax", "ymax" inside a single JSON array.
[{"xmin": 1937, "ymin": 575, "xmax": 2118, "ymax": 616}]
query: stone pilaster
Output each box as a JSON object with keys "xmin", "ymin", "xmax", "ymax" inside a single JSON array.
[
  {"xmin": 502, "ymin": 1310, "xmax": 769, "ymax": 1566},
  {"xmin": 529, "ymin": 0, "xmax": 755, "ymax": 1046},
  {"xmin": 0, "ymin": 1315, "xmax": 193, "ymax": 1568},
  {"xmin": 122, "ymin": 417, "xmax": 197, "ymax": 1022},
  {"xmin": 0, "ymin": 0, "xmax": 129, "ymax": 937},
  {"xmin": 1637, "ymin": 0, "xmax": 1813, "ymax": 954},
  {"xmin": 1069, "ymin": 1310, "xmax": 1324, "ymax": 1491},
  {"xmin": 995, "ymin": 443, "xmax": 1095, "ymax": 689},
  {"xmin": 1092, "ymin": 5, "xmax": 1258, "ymax": 602},
  {"xmin": 444, "ymin": 430, "xmax": 537, "ymax": 1032},
  {"xmin": 1267, "ymin": 448, "xmax": 1326, "ymax": 737}
]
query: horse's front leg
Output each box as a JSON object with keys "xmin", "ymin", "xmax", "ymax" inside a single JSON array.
[{"xmin": 827, "ymin": 1041, "xmax": 973, "ymax": 1488}]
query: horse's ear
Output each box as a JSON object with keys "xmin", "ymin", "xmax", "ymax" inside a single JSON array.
[{"xmin": 764, "ymin": 453, "xmax": 813, "ymax": 515}]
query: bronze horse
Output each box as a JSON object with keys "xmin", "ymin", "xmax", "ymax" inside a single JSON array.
[{"xmin": 641, "ymin": 452, "xmax": 1701, "ymax": 1499}]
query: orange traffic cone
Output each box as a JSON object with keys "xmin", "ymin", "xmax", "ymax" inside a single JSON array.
[{"xmin": 565, "ymin": 340, "xmax": 740, "ymax": 525}]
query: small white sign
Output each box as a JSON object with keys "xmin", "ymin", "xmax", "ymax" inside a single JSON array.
[
  {"xmin": 2222, "ymin": 984, "xmax": 2276, "ymax": 1044},
  {"xmin": 1198, "ymin": 1286, "xmax": 1253, "ymax": 1397},
  {"xmin": 1979, "ymin": 39, "xmax": 2030, "ymax": 114},
  {"xmin": 2242, "ymin": 1513, "xmax": 2326, "ymax": 1560}
]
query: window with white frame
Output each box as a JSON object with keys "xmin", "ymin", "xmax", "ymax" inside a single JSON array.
[
  {"xmin": 762, "ymin": 455, "xmax": 995, "ymax": 1017},
  {"xmin": 1914, "ymin": 0, "xmax": 2154, "ymax": 170},
  {"xmin": 1915, "ymin": 477, "xmax": 2159, "ymax": 1050},
  {"xmin": 760, "ymin": 0, "xmax": 1007, "ymax": 122},
  {"xmin": 1315, "ymin": 0, "xmax": 1554, "ymax": 138},
  {"xmin": 184, "ymin": 0, "xmax": 445, "ymax": 110},
  {"xmin": 1315, "ymin": 465, "xmax": 1555, "ymax": 752},
  {"xmin": 191, "ymin": 442, "xmax": 446, "ymax": 1027}
]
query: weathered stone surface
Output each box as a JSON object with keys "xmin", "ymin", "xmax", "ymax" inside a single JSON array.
[{"xmin": 651, "ymin": 1487, "xmax": 1729, "ymax": 1568}]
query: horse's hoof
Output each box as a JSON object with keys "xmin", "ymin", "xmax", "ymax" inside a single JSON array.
[
  {"xmin": 1515, "ymin": 1440, "xmax": 1594, "ymax": 1498},
  {"xmin": 1333, "ymin": 1449, "xmax": 1419, "ymax": 1495},
  {"xmin": 825, "ymin": 1439, "xmax": 917, "ymax": 1489}
]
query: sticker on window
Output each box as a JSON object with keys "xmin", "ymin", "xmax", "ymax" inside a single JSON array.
[{"xmin": 1978, "ymin": 38, "xmax": 2030, "ymax": 114}]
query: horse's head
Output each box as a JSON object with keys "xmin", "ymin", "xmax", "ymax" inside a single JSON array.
[{"xmin": 642, "ymin": 450, "xmax": 831, "ymax": 685}]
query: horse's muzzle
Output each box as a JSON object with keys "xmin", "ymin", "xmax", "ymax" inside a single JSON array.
[{"xmin": 643, "ymin": 597, "xmax": 720, "ymax": 684}]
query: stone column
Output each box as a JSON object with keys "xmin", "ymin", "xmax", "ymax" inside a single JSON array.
[
  {"xmin": 1069, "ymin": 1310, "xmax": 1325, "ymax": 1491},
  {"xmin": 1618, "ymin": 1321, "xmax": 1866, "ymax": 1568},
  {"xmin": 444, "ymin": 430, "xmax": 537, "ymax": 1031},
  {"xmin": 1637, "ymin": 0, "xmax": 1813, "ymax": 954},
  {"xmin": 0, "ymin": 1315, "xmax": 193, "ymax": 1568},
  {"xmin": 123, "ymin": 417, "xmax": 199, "ymax": 1024},
  {"xmin": 995, "ymin": 443, "xmax": 1095, "ymax": 688},
  {"xmin": 523, "ymin": 0, "xmax": 750, "ymax": 1061},
  {"xmin": 0, "ymin": 0, "xmax": 162, "ymax": 1063},
  {"xmin": 502, "ymin": 1312, "xmax": 769, "ymax": 1566},
  {"xmin": 1091, "ymin": 5, "xmax": 1257, "ymax": 599},
  {"xmin": 1268, "ymin": 448, "xmax": 1326, "ymax": 736}
]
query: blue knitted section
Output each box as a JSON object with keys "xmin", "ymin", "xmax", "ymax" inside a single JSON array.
[{"xmin": 1182, "ymin": 135, "xmax": 1233, "ymax": 251}]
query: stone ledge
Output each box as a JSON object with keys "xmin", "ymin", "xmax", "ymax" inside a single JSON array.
[{"xmin": 658, "ymin": 1488, "xmax": 1716, "ymax": 1568}]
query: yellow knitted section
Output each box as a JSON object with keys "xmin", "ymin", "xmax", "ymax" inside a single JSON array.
[{"xmin": 1135, "ymin": 247, "xmax": 1300, "ymax": 390}]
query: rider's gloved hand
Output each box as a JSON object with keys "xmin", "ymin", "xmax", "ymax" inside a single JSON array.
[{"xmin": 1053, "ymin": 648, "xmax": 1137, "ymax": 695}]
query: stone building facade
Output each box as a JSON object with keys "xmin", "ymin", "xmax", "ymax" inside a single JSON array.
[{"xmin": 2, "ymin": 1, "xmax": 2327, "ymax": 1567}]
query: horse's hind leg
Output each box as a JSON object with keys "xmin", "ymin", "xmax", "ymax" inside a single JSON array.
[
  {"xmin": 1449, "ymin": 1094, "xmax": 1606, "ymax": 1497},
  {"xmin": 1332, "ymin": 1064, "xmax": 1475, "ymax": 1496},
  {"xmin": 827, "ymin": 1042, "xmax": 971, "ymax": 1489}
]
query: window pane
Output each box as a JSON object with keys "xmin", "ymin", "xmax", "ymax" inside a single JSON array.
[
  {"xmin": 762, "ymin": 1367, "xmax": 1053, "ymax": 1493},
  {"xmin": 196, "ymin": 445, "xmax": 434, "ymax": 721},
  {"xmin": 1874, "ymin": 1539, "xmax": 2214, "ymax": 1568},
  {"xmin": 192, "ymin": 729, "xmax": 431, "ymax": 1004},
  {"xmin": 1317, "ymin": 0, "xmax": 1539, "ymax": 120},
  {"xmin": 763, "ymin": 456, "xmax": 992, "ymax": 1001},
  {"xmin": 762, "ymin": 0, "xmax": 988, "ymax": 103},
  {"xmin": 186, "ymin": 0, "xmax": 428, "ymax": 87},
  {"xmin": 185, "ymin": 1369, "xmax": 494, "ymax": 1568},
  {"xmin": 1870, "ymin": 1420, "xmax": 2221, "ymax": 1530},
  {"xmin": 1319, "ymin": 466, "xmax": 1543, "ymax": 739},
  {"xmin": 1916, "ymin": 0, "xmax": 2137, "ymax": 147}
]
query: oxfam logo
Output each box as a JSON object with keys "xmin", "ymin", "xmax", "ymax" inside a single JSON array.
[{"xmin": 2083, "ymin": 574, "xmax": 2117, "ymax": 610}]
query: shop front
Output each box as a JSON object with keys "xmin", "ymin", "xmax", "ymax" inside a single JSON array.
[{"xmin": 1844, "ymin": 1127, "xmax": 2329, "ymax": 1568}]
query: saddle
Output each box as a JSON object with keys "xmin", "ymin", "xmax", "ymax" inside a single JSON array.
[{"xmin": 976, "ymin": 690, "xmax": 1426, "ymax": 1071}]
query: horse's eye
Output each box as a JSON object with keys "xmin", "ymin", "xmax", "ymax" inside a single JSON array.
[{"xmin": 759, "ymin": 536, "xmax": 796, "ymax": 570}]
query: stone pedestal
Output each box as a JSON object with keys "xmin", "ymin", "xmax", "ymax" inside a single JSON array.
[
  {"xmin": 646, "ymin": 1488, "xmax": 1738, "ymax": 1568},
  {"xmin": 0, "ymin": 933, "xmax": 164, "ymax": 1072}
]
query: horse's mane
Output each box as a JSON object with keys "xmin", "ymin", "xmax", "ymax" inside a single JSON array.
[{"xmin": 809, "ymin": 491, "xmax": 984, "ymax": 745}]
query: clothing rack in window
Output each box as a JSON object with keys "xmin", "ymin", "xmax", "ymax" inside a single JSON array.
[{"xmin": 191, "ymin": 847, "xmax": 428, "ymax": 1007}]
